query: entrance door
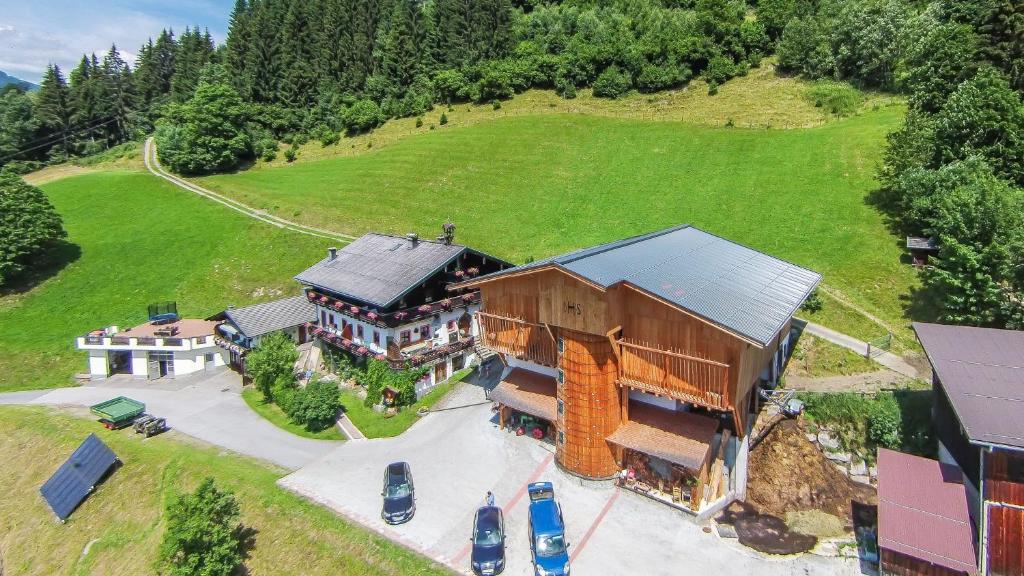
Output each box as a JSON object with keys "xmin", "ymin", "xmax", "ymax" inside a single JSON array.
[
  {"xmin": 205, "ymin": 352, "xmax": 216, "ymax": 370},
  {"xmin": 434, "ymin": 361, "xmax": 448, "ymax": 384},
  {"xmin": 298, "ymin": 324, "xmax": 307, "ymax": 343},
  {"xmin": 148, "ymin": 352, "xmax": 174, "ymax": 379}
]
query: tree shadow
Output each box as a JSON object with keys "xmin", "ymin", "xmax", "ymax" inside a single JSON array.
[
  {"xmin": 889, "ymin": 388, "xmax": 936, "ymax": 458},
  {"xmin": 0, "ymin": 240, "xmax": 81, "ymax": 297},
  {"xmin": 899, "ymin": 279, "xmax": 944, "ymax": 325},
  {"xmin": 232, "ymin": 524, "xmax": 259, "ymax": 576}
]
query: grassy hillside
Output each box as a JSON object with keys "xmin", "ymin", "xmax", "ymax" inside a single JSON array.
[
  {"xmin": 0, "ymin": 406, "xmax": 446, "ymax": 575},
  {"xmin": 198, "ymin": 103, "xmax": 916, "ymax": 343},
  {"xmin": 0, "ymin": 171, "xmax": 327, "ymax": 392}
]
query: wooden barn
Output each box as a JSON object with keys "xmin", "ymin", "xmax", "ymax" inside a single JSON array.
[
  {"xmin": 455, "ymin": 225, "xmax": 821, "ymax": 513},
  {"xmin": 907, "ymin": 323, "xmax": 1024, "ymax": 576}
]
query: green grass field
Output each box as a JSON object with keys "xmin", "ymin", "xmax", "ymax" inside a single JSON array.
[
  {"xmin": 0, "ymin": 170, "xmax": 326, "ymax": 392},
  {"xmin": 0, "ymin": 406, "xmax": 447, "ymax": 575},
  {"xmin": 198, "ymin": 103, "xmax": 917, "ymax": 341}
]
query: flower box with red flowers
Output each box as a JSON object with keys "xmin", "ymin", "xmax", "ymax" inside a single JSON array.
[{"xmin": 417, "ymin": 304, "xmax": 432, "ymax": 314}]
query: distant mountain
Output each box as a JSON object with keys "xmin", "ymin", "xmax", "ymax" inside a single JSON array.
[{"xmin": 0, "ymin": 70, "xmax": 38, "ymax": 91}]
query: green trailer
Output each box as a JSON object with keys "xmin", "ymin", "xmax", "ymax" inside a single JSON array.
[{"xmin": 90, "ymin": 396, "xmax": 146, "ymax": 430}]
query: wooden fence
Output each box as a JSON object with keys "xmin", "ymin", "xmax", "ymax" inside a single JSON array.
[{"xmin": 616, "ymin": 339, "xmax": 731, "ymax": 410}]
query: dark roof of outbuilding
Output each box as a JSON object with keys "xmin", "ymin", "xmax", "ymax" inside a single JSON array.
[
  {"xmin": 876, "ymin": 448, "xmax": 977, "ymax": 573},
  {"xmin": 462, "ymin": 225, "xmax": 821, "ymax": 347},
  {"xmin": 295, "ymin": 233, "xmax": 471, "ymax": 308},
  {"xmin": 914, "ymin": 322, "xmax": 1024, "ymax": 449},
  {"xmin": 224, "ymin": 296, "xmax": 316, "ymax": 339},
  {"xmin": 40, "ymin": 434, "xmax": 118, "ymax": 521}
]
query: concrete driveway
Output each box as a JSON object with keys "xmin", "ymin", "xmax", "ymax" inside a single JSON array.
[
  {"xmin": 0, "ymin": 369, "xmax": 339, "ymax": 470},
  {"xmin": 280, "ymin": 382, "xmax": 861, "ymax": 575}
]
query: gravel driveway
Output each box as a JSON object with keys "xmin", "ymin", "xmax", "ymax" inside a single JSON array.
[{"xmin": 279, "ymin": 382, "xmax": 862, "ymax": 575}]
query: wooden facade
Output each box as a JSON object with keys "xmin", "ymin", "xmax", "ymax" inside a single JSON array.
[
  {"xmin": 881, "ymin": 548, "xmax": 972, "ymax": 576},
  {"xmin": 471, "ymin": 266, "xmax": 790, "ymax": 480},
  {"xmin": 986, "ymin": 450, "xmax": 1024, "ymax": 576}
]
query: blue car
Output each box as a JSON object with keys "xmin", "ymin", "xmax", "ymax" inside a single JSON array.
[
  {"xmin": 381, "ymin": 461, "xmax": 415, "ymax": 524},
  {"xmin": 527, "ymin": 482, "xmax": 570, "ymax": 576},
  {"xmin": 470, "ymin": 505, "xmax": 506, "ymax": 575}
]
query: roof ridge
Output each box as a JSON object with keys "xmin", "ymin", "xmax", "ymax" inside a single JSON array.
[{"xmin": 366, "ymin": 230, "xmax": 466, "ymax": 249}]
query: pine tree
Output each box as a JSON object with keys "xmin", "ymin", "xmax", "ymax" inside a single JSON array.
[
  {"xmin": 380, "ymin": 0, "xmax": 430, "ymax": 91},
  {"xmin": 101, "ymin": 45, "xmax": 137, "ymax": 142},
  {"xmin": 977, "ymin": 0, "xmax": 1024, "ymax": 91},
  {"xmin": 171, "ymin": 27, "xmax": 215, "ymax": 102},
  {"xmin": 34, "ymin": 65, "xmax": 73, "ymax": 158},
  {"xmin": 246, "ymin": 0, "xmax": 285, "ymax": 103},
  {"xmin": 153, "ymin": 29, "xmax": 178, "ymax": 101},
  {"xmin": 277, "ymin": 0, "xmax": 320, "ymax": 106},
  {"xmin": 225, "ymin": 0, "xmax": 253, "ymax": 98}
]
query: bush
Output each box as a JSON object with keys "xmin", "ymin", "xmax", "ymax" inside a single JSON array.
[
  {"xmin": 155, "ymin": 81, "xmax": 252, "ymax": 175},
  {"xmin": 342, "ymin": 99, "xmax": 385, "ymax": 135},
  {"xmin": 158, "ymin": 478, "xmax": 244, "ymax": 576},
  {"xmin": 288, "ymin": 379, "xmax": 342, "ymax": 431},
  {"xmin": 868, "ymin": 394, "xmax": 901, "ymax": 449},
  {"xmin": 439, "ymin": 112, "xmax": 448, "ymax": 125},
  {"xmin": 492, "ymin": 100, "xmax": 502, "ymax": 110},
  {"xmin": 284, "ymin": 145, "xmax": 297, "ymax": 163},
  {"xmin": 433, "ymin": 69, "xmax": 472, "ymax": 104},
  {"xmin": 806, "ymin": 81, "xmax": 862, "ymax": 116},
  {"xmin": 252, "ymin": 136, "xmax": 278, "ymax": 162},
  {"xmin": 245, "ymin": 332, "xmax": 298, "ymax": 402},
  {"xmin": 476, "ymin": 63, "xmax": 515, "ymax": 102},
  {"xmin": 800, "ymin": 288, "xmax": 824, "ymax": 313},
  {"xmin": 415, "ymin": 116, "xmax": 423, "ymax": 127},
  {"xmin": 592, "ymin": 66, "xmax": 633, "ymax": 99},
  {"xmin": 0, "ymin": 172, "xmax": 67, "ymax": 286}
]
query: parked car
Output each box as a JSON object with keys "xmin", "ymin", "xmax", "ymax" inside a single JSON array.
[
  {"xmin": 527, "ymin": 482, "xmax": 570, "ymax": 576},
  {"xmin": 381, "ymin": 461, "xmax": 415, "ymax": 524},
  {"xmin": 470, "ymin": 505, "xmax": 506, "ymax": 575}
]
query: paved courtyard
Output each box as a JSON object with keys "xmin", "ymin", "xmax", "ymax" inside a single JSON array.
[
  {"xmin": 0, "ymin": 369, "xmax": 338, "ymax": 470},
  {"xmin": 280, "ymin": 381, "xmax": 861, "ymax": 576}
]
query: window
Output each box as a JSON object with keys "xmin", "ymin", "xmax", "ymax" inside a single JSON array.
[
  {"xmin": 321, "ymin": 311, "xmax": 327, "ymax": 326},
  {"xmin": 558, "ymin": 431, "xmax": 565, "ymax": 445},
  {"xmin": 400, "ymin": 330, "xmax": 412, "ymax": 345},
  {"xmin": 373, "ymin": 331, "xmax": 380, "ymax": 345},
  {"xmin": 357, "ymin": 325, "xmax": 364, "ymax": 339},
  {"xmin": 557, "ymin": 369, "xmax": 564, "ymax": 384},
  {"xmin": 420, "ymin": 324, "xmax": 431, "ymax": 339},
  {"xmin": 448, "ymin": 320, "xmax": 457, "ymax": 331},
  {"xmin": 557, "ymin": 336, "xmax": 564, "ymax": 354},
  {"xmin": 557, "ymin": 399, "xmax": 564, "ymax": 415},
  {"xmin": 329, "ymin": 313, "xmax": 337, "ymax": 329}
]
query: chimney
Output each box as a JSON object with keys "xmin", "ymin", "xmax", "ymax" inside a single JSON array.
[
  {"xmin": 407, "ymin": 233, "xmax": 419, "ymax": 245},
  {"xmin": 328, "ymin": 247, "xmax": 337, "ymax": 260},
  {"xmin": 442, "ymin": 222, "xmax": 456, "ymax": 245}
]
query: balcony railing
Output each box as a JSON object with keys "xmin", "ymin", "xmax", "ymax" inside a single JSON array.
[
  {"xmin": 477, "ymin": 312, "xmax": 558, "ymax": 367},
  {"xmin": 306, "ymin": 289, "xmax": 481, "ymax": 327},
  {"xmin": 310, "ymin": 321, "xmax": 475, "ymax": 369},
  {"xmin": 616, "ymin": 339, "xmax": 731, "ymax": 410}
]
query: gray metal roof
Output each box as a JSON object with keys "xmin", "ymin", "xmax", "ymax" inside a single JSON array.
[
  {"xmin": 294, "ymin": 233, "xmax": 467, "ymax": 308},
  {"xmin": 472, "ymin": 225, "xmax": 821, "ymax": 346},
  {"xmin": 40, "ymin": 434, "xmax": 118, "ymax": 521},
  {"xmin": 914, "ymin": 322, "xmax": 1024, "ymax": 450},
  {"xmin": 225, "ymin": 295, "xmax": 316, "ymax": 339}
]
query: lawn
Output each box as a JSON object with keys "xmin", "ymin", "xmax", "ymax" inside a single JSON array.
[
  {"xmin": 198, "ymin": 102, "xmax": 917, "ymax": 341},
  {"xmin": 340, "ymin": 368, "xmax": 474, "ymax": 438},
  {"xmin": 786, "ymin": 334, "xmax": 880, "ymax": 378},
  {"xmin": 0, "ymin": 406, "xmax": 447, "ymax": 576},
  {"xmin": 241, "ymin": 387, "xmax": 345, "ymax": 441},
  {"xmin": 0, "ymin": 170, "xmax": 327, "ymax": 392}
]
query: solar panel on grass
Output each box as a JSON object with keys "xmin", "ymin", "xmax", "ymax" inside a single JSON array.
[{"xmin": 40, "ymin": 434, "xmax": 119, "ymax": 521}]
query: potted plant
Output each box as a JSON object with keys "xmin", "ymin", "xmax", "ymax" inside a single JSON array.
[
  {"xmin": 350, "ymin": 305, "xmax": 360, "ymax": 315},
  {"xmin": 366, "ymin": 311, "xmax": 378, "ymax": 321},
  {"xmin": 418, "ymin": 304, "xmax": 432, "ymax": 314}
]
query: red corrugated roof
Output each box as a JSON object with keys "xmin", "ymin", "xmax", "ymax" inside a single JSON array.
[{"xmin": 877, "ymin": 448, "xmax": 977, "ymax": 573}]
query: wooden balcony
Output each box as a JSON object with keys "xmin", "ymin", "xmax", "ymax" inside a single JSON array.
[
  {"xmin": 616, "ymin": 339, "xmax": 731, "ymax": 411},
  {"xmin": 477, "ymin": 312, "xmax": 558, "ymax": 367}
]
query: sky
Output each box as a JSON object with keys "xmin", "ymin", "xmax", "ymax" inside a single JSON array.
[{"xmin": 0, "ymin": 0, "xmax": 234, "ymax": 83}]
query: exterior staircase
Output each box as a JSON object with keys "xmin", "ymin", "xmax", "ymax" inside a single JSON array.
[{"xmin": 474, "ymin": 343, "xmax": 499, "ymax": 365}]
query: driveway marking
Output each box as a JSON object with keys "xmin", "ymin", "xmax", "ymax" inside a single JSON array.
[
  {"xmin": 452, "ymin": 452, "xmax": 555, "ymax": 565},
  {"xmin": 568, "ymin": 487, "xmax": 619, "ymax": 563}
]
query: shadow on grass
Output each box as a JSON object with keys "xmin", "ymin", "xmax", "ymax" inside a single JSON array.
[
  {"xmin": 0, "ymin": 240, "xmax": 81, "ymax": 297},
  {"xmin": 889, "ymin": 388, "xmax": 936, "ymax": 458},
  {"xmin": 232, "ymin": 524, "xmax": 259, "ymax": 576}
]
